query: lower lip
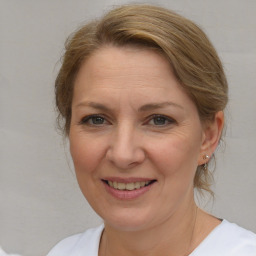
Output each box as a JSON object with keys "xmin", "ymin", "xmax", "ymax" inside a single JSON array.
[{"xmin": 103, "ymin": 181, "xmax": 155, "ymax": 200}]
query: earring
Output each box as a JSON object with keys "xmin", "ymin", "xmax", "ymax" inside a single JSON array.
[{"xmin": 203, "ymin": 155, "xmax": 210, "ymax": 170}]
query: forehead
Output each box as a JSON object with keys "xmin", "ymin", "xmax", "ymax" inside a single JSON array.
[
  {"xmin": 72, "ymin": 46, "xmax": 195, "ymax": 109},
  {"xmin": 74, "ymin": 46, "xmax": 179, "ymax": 89}
]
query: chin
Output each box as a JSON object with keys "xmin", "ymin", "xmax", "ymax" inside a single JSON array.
[{"xmin": 101, "ymin": 208, "xmax": 157, "ymax": 232}]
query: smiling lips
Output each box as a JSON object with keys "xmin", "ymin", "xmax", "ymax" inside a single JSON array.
[
  {"xmin": 107, "ymin": 180, "xmax": 151, "ymax": 190},
  {"xmin": 103, "ymin": 179, "xmax": 156, "ymax": 200}
]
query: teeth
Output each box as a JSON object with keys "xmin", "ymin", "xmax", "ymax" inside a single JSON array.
[
  {"xmin": 117, "ymin": 183, "xmax": 126, "ymax": 190},
  {"xmin": 126, "ymin": 183, "xmax": 135, "ymax": 190},
  {"xmin": 134, "ymin": 182, "xmax": 140, "ymax": 189},
  {"xmin": 107, "ymin": 180, "xmax": 151, "ymax": 190},
  {"xmin": 140, "ymin": 181, "xmax": 146, "ymax": 187},
  {"xmin": 113, "ymin": 181, "xmax": 118, "ymax": 189}
]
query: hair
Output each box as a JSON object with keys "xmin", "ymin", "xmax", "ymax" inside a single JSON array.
[{"xmin": 55, "ymin": 4, "xmax": 228, "ymax": 195}]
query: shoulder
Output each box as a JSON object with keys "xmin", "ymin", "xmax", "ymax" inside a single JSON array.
[
  {"xmin": 192, "ymin": 220, "xmax": 256, "ymax": 256},
  {"xmin": 47, "ymin": 224, "xmax": 104, "ymax": 256},
  {"xmin": 0, "ymin": 247, "xmax": 21, "ymax": 256}
]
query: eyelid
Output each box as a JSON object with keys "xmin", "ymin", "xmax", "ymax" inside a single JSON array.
[
  {"xmin": 145, "ymin": 114, "xmax": 177, "ymax": 125},
  {"xmin": 78, "ymin": 114, "xmax": 110, "ymax": 125},
  {"xmin": 78, "ymin": 114, "xmax": 176, "ymax": 127}
]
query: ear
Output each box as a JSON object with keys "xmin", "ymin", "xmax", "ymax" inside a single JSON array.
[{"xmin": 198, "ymin": 111, "xmax": 224, "ymax": 165}]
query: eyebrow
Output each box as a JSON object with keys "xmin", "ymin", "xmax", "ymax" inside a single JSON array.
[
  {"xmin": 75, "ymin": 101, "xmax": 184, "ymax": 112},
  {"xmin": 138, "ymin": 102, "xmax": 184, "ymax": 112},
  {"xmin": 75, "ymin": 101, "xmax": 113, "ymax": 111}
]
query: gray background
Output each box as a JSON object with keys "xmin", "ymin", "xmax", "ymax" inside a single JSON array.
[{"xmin": 0, "ymin": 0, "xmax": 255, "ymax": 255}]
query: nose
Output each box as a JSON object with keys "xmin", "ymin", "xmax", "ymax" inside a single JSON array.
[{"xmin": 106, "ymin": 124, "xmax": 146, "ymax": 169}]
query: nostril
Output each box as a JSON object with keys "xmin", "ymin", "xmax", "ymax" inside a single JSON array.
[
  {"xmin": 106, "ymin": 150, "xmax": 144, "ymax": 169},
  {"xmin": 106, "ymin": 143, "xmax": 146, "ymax": 169}
]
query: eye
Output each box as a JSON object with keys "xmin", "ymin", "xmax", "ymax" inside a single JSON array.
[
  {"xmin": 147, "ymin": 115, "xmax": 176, "ymax": 126},
  {"xmin": 79, "ymin": 115, "xmax": 108, "ymax": 126}
]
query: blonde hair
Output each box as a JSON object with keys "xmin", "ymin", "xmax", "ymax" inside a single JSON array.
[{"xmin": 55, "ymin": 4, "xmax": 228, "ymax": 194}]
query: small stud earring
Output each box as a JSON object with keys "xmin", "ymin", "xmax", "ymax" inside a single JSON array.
[{"xmin": 203, "ymin": 155, "xmax": 210, "ymax": 170}]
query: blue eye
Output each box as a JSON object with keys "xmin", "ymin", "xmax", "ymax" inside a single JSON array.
[
  {"xmin": 91, "ymin": 116, "xmax": 105, "ymax": 124},
  {"xmin": 80, "ymin": 115, "xmax": 107, "ymax": 125},
  {"xmin": 148, "ymin": 115, "xmax": 175, "ymax": 126},
  {"xmin": 153, "ymin": 116, "xmax": 167, "ymax": 125}
]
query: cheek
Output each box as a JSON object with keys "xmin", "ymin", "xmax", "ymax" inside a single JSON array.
[
  {"xmin": 69, "ymin": 132, "xmax": 105, "ymax": 175},
  {"xmin": 148, "ymin": 136, "xmax": 201, "ymax": 207},
  {"xmin": 148, "ymin": 133, "xmax": 202, "ymax": 177},
  {"xmin": 69, "ymin": 132, "xmax": 108, "ymax": 205}
]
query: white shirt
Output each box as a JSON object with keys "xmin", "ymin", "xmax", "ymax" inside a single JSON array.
[
  {"xmin": 47, "ymin": 220, "xmax": 256, "ymax": 256},
  {"xmin": 0, "ymin": 247, "xmax": 21, "ymax": 256}
]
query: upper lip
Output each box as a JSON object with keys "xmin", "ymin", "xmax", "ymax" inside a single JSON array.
[{"xmin": 102, "ymin": 177, "xmax": 156, "ymax": 183}]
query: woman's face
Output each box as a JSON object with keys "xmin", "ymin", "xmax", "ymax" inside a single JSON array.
[{"xmin": 69, "ymin": 46, "xmax": 208, "ymax": 231}]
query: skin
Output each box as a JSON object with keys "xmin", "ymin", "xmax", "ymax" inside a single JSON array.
[{"xmin": 69, "ymin": 46, "xmax": 224, "ymax": 256}]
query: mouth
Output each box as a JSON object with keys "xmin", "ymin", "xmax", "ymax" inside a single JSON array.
[{"xmin": 103, "ymin": 180, "xmax": 156, "ymax": 191}]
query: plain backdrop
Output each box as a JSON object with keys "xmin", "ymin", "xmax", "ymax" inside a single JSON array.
[{"xmin": 0, "ymin": 0, "xmax": 255, "ymax": 255}]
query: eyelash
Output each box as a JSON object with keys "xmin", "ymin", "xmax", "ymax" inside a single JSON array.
[
  {"xmin": 79, "ymin": 114, "xmax": 176, "ymax": 127},
  {"xmin": 79, "ymin": 114, "xmax": 108, "ymax": 126},
  {"xmin": 146, "ymin": 114, "xmax": 176, "ymax": 126}
]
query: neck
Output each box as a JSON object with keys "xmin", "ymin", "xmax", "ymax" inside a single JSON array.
[{"xmin": 100, "ymin": 198, "xmax": 199, "ymax": 256}]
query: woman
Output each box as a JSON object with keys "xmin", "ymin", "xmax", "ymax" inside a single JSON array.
[{"xmin": 47, "ymin": 4, "xmax": 256, "ymax": 256}]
